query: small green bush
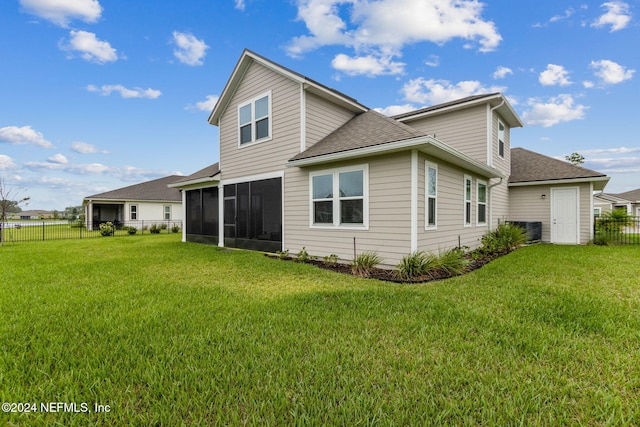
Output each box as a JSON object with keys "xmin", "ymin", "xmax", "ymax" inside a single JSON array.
[
  {"xmin": 395, "ymin": 251, "xmax": 430, "ymax": 280},
  {"xmin": 99, "ymin": 222, "xmax": 114, "ymax": 236},
  {"xmin": 123, "ymin": 226, "xmax": 137, "ymax": 235},
  {"xmin": 149, "ymin": 224, "xmax": 160, "ymax": 234},
  {"xmin": 159, "ymin": 223, "xmax": 168, "ymax": 230},
  {"xmin": 434, "ymin": 247, "xmax": 469, "ymax": 276},
  {"xmin": 351, "ymin": 251, "xmax": 382, "ymax": 277},
  {"xmin": 170, "ymin": 224, "xmax": 180, "ymax": 233},
  {"xmin": 323, "ymin": 254, "xmax": 339, "ymax": 267},
  {"xmin": 296, "ymin": 247, "xmax": 311, "ymax": 262},
  {"xmin": 479, "ymin": 223, "xmax": 527, "ymax": 255},
  {"xmin": 276, "ymin": 249, "xmax": 290, "ymax": 260}
]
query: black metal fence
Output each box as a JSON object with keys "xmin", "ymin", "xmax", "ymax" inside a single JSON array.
[
  {"xmin": 593, "ymin": 215, "xmax": 640, "ymax": 245},
  {"xmin": 0, "ymin": 220, "xmax": 182, "ymax": 244}
]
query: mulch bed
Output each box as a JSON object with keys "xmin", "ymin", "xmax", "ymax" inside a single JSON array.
[{"xmin": 266, "ymin": 250, "xmax": 512, "ymax": 284}]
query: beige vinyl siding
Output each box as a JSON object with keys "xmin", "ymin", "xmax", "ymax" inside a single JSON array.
[
  {"xmin": 418, "ymin": 155, "xmax": 487, "ymax": 252},
  {"xmin": 402, "ymin": 105, "xmax": 488, "ymax": 164},
  {"xmin": 305, "ymin": 92, "xmax": 355, "ymax": 149},
  {"xmin": 284, "ymin": 152, "xmax": 412, "ymax": 267},
  {"xmin": 508, "ymin": 182, "xmax": 593, "ymax": 244},
  {"xmin": 219, "ymin": 61, "xmax": 301, "ymax": 180},
  {"xmin": 488, "ymin": 112, "xmax": 510, "ymax": 227},
  {"xmin": 492, "ymin": 113, "xmax": 510, "ymax": 175}
]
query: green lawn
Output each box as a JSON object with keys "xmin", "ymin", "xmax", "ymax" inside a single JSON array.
[{"xmin": 1, "ymin": 235, "xmax": 639, "ymax": 425}]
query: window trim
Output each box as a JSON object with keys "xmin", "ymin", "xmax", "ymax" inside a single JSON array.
[
  {"xmin": 498, "ymin": 120, "xmax": 505, "ymax": 159},
  {"xmin": 477, "ymin": 179, "xmax": 487, "ymax": 226},
  {"xmin": 130, "ymin": 204, "xmax": 138, "ymax": 221},
  {"xmin": 237, "ymin": 90, "xmax": 272, "ymax": 148},
  {"xmin": 464, "ymin": 175, "xmax": 472, "ymax": 227},
  {"xmin": 163, "ymin": 204, "xmax": 171, "ymax": 220},
  {"xmin": 309, "ymin": 164, "xmax": 369, "ymax": 230},
  {"xmin": 425, "ymin": 161, "xmax": 438, "ymax": 230}
]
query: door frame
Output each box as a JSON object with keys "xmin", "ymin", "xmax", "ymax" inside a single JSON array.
[{"xmin": 550, "ymin": 186, "xmax": 580, "ymax": 244}]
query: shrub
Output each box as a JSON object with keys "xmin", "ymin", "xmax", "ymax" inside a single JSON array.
[
  {"xmin": 351, "ymin": 251, "xmax": 382, "ymax": 277},
  {"xmin": 296, "ymin": 247, "xmax": 311, "ymax": 262},
  {"xmin": 323, "ymin": 254, "xmax": 339, "ymax": 267},
  {"xmin": 395, "ymin": 251, "xmax": 430, "ymax": 280},
  {"xmin": 149, "ymin": 224, "xmax": 160, "ymax": 234},
  {"xmin": 594, "ymin": 209, "xmax": 632, "ymax": 245},
  {"xmin": 99, "ymin": 222, "xmax": 114, "ymax": 236},
  {"xmin": 159, "ymin": 223, "xmax": 168, "ymax": 230},
  {"xmin": 479, "ymin": 223, "xmax": 527, "ymax": 255},
  {"xmin": 434, "ymin": 247, "xmax": 469, "ymax": 276},
  {"xmin": 170, "ymin": 224, "xmax": 180, "ymax": 233},
  {"xmin": 276, "ymin": 249, "xmax": 290, "ymax": 260},
  {"xmin": 123, "ymin": 226, "xmax": 137, "ymax": 235}
]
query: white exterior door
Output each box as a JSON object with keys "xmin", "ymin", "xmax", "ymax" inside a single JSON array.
[{"xmin": 551, "ymin": 187, "xmax": 579, "ymax": 244}]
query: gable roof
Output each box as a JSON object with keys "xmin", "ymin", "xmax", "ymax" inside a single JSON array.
[
  {"xmin": 85, "ymin": 175, "xmax": 184, "ymax": 202},
  {"xmin": 393, "ymin": 93, "xmax": 524, "ymax": 128},
  {"xmin": 614, "ymin": 188, "xmax": 640, "ymax": 202},
  {"xmin": 169, "ymin": 163, "xmax": 220, "ymax": 188},
  {"xmin": 594, "ymin": 192, "xmax": 631, "ymax": 204},
  {"xmin": 509, "ymin": 147, "xmax": 609, "ymax": 190},
  {"xmin": 208, "ymin": 49, "xmax": 368, "ymax": 125},
  {"xmin": 290, "ymin": 110, "xmax": 426, "ymax": 162},
  {"xmin": 289, "ymin": 110, "xmax": 502, "ymax": 178}
]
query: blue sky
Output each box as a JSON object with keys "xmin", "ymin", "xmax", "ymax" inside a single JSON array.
[{"xmin": 1, "ymin": 0, "xmax": 638, "ymax": 210}]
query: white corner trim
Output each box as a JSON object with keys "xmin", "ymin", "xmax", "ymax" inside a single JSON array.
[{"xmin": 411, "ymin": 150, "xmax": 418, "ymax": 252}]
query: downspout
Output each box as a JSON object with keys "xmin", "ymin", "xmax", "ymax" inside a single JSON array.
[{"xmin": 488, "ymin": 177, "xmax": 503, "ymax": 229}]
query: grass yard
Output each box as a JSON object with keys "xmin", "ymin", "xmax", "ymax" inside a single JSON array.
[{"xmin": 1, "ymin": 235, "xmax": 640, "ymax": 425}]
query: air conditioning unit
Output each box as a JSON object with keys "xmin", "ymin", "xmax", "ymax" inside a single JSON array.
[{"xmin": 509, "ymin": 221, "xmax": 542, "ymax": 243}]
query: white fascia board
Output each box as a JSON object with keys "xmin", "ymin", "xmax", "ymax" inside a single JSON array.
[
  {"xmin": 509, "ymin": 176, "xmax": 610, "ymax": 190},
  {"xmin": 168, "ymin": 173, "xmax": 221, "ymax": 189},
  {"xmin": 221, "ymin": 170, "xmax": 284, "ymax": 186}
]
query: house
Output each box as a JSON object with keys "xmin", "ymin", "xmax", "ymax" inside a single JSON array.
[
  {"xmin": 84, "ymin": 175, "xmax": 184, "ymax": 229},
  {"xmin": 594, "ymin": 189, "xmax": 640, "ymax": 217},
  {"xmin": 172, "ymin": 49, "xmax": 609, "ymax": 266},
  {"xmin": 9, "ymin": 210, "xmax": 53, "ymax": 220}
]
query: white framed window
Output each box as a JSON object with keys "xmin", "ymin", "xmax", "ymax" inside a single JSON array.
[
  {"xmin": 594, "ymin": 207, "xmax": 602, "ymax": 217},
  {"xmin": 130, "ymin": 204, "xmax": 138, "ymax": 220},
  {"xmin": 464, "ymin": 175, "xmax": 472, "ymax": 226},
  {"xmin": 164, "ymin": 205, "xmax": 171, "ymax": 220},
  {"xmin": 477, "ymin": 180, "xmax": 487, "ymax": 225},
  {"xmin": 425, "ymin": 161, "xmax": 437, "ymax": 229},
  {"xmin": 238, "ymin": 91, "xmax": 272, "ymax": 146},
  {"xmin": 498, "ymin": 120, "xmax": 505, "ymax": 158},
  {"xmin": 310, "ymin": 164, "xmax": 368, "ymax": 229}
]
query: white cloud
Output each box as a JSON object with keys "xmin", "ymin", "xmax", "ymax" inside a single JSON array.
[
  {"xmin": 71, "ymin": 141, "xmax": 107, "ymax": 154},
  {"xmin": 493, "ymin": 66, "xmax": 513, "ymax": 79},
  {"xmin": 592, "ymin": 1, "xmax": 632, "ymax": 32},
  {"xmin": 86, "ymin": 84, "xmax": 161, "ymax": 99},
  {"xmin": 424, "ymin": 55, "xmax": 439, "ymax": 67},
  {"xmin": 0, "ymin": 125, "xmax": 53, "ymax": 148},
  {"xmin": 59, "ymin": 30, "xmax": 118, "ymax": 64},
  {"xmin": 374, "ymin": 104, "xmax": 416, "ymax": 116},
  {"xmin": 331, "ymin": 53, "xmax": 405, "ymax": 76},
  {"xmin": 539, "ymin": 64, "xmax": 572, "ymax": 86},
  {"xmin": 522, "ymin": 94, "xmax": 588, "ymax": 127},
  {"xmin": 401, "ymin": 78, "xmax": 506, "ymax": 105},
  {"xmin": 20, "ymin": 0, "xmax": 102, "ymax": 27},
  {"xmin": 172, "ymin": 31, "xmax": 208, "ymax": 66},
  {"xmin": 583, "ymin": 80, "xmax": 595, "ymax": 88},
  {"xmin": 590, "ymin": 59, "xmax": 635, "ymax": 85},
  {"xmin": 287, "ymin": 0, "xmax": 501, "ymax": 75},
  {"xmin": 235, "ymin": 0, "xmax": 245, "ymax": 11},
  {"xmin": 191, "ymin": 95, "xmax": 220, "ymax": 111},
  {"xmin": 550, "ymin": 8, "xmax": 575, "ymax": 23},
  {"xmin": 0, "ymin": 155, "xmax": 17, "ymax": 170},
  {"xmin": 47, "ymin": 153, "xmax": 68, "ymax": 164},
  {"xmin": 581, "ymin": 146, "xmax": 640, "ymax": 155}
]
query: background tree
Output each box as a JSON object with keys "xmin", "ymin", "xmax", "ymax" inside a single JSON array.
[
  {"xmin": 565, "ymin": 152, "xmax": 585, "ymax": 165},
  {"xmin": 0, "ymin": 177, "xmax": 30, "ymax": 246}
]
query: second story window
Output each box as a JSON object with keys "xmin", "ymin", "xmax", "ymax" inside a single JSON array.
[
  {"xmin": 238, "ymin": 92, "xmax": 271, "ymax": 146},
  {"xmin": 498, "ymin": 120, "xmax": 505, "ymax": 158}
]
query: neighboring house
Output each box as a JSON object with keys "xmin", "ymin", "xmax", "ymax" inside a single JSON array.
[
  {"xmin": 594, "ymin": 189, "xmax": 640, "ymax": 217},
  {"xmin": 8, "ymin": 210, "xmax": 53, "ymax": 220},
  {"xmin": 84, "ymin": 175, "xmax": 184, "ymax": 229},
  {"xmin": 171, "ymin": 49, "xmax": 610, "ymax": 266}
]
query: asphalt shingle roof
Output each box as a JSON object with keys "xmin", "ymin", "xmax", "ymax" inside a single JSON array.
[
  {"xmin": 85, "ymin": 175, "xmax": 184, "ymax": 201},
  {"xmin": 509, "ymin": 147, "xmax": 607, "ymax": 183},
  {"xmin": 173, "ymin": 163, "xmax": 220, "ymax": 184},
  {"xmin": 391, "ymin": 94, "xmax": 500, "ymax": 120},
  {"xmin": 614, "ymin": 188, "xmax": 640, "ymax": 202},
  {"xmin": 290, "ymin": 110, "xmax": 427, "ymax": 162}
]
